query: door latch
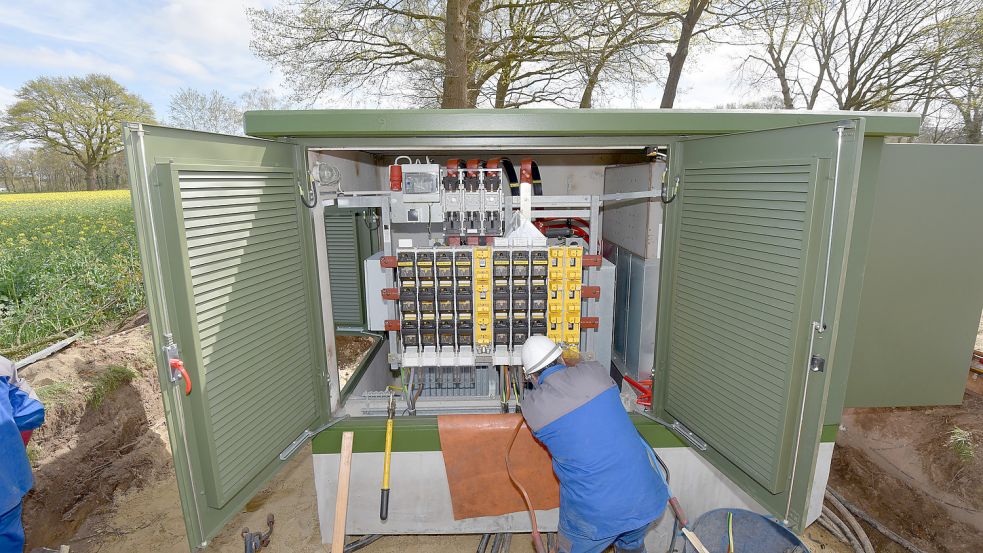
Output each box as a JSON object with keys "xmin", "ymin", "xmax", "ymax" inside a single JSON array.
[
  {"xmin": 163, "ymin": 343, "xmax": 192, "ymax": 395},
  {"xmin": 809, "ymin": 354, "xmax": 826, "ymax": 373}
]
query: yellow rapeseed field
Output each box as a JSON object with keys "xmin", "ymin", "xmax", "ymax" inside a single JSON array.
[{"xmin": 0, "ymin": 190, "xmax": 144, "ymax": 357}]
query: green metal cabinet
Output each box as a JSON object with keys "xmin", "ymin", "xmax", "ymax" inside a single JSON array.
[{"xmin": 123, "ymin": 110, "xmax": 981, "ymax": 550}]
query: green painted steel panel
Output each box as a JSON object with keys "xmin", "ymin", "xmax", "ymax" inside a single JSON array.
[
  {"xmin": 243, "ymin": 109, "xmax": 920, "ymax": 139},
  {"xmin": 655, "ymin": 120, "xmax": 865, "ymax": 531},
  {"xmin": 820, "ymin": 138, "xmax": 884, "ymax": 425},
  {"xmin": 846, "ymin": 144, "xmax": 983, "ymax": 407},
  {"xmin": 310, "ymin": 415, "xmax": 686, "ymax": 454},
  {"xmin": 123, "ymin": 124, "xmax": 330, "ymax": 551},
  {"xmin": 665, "ymin": 158, "xmax": 828, "ymax": 495},
  {"xmin": 324, "ymin": 212, "xmax": 365, "ymax": 327}
]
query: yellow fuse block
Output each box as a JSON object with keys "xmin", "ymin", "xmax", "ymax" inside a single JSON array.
[
  {"xmin": 472, "ymin": 247, "xmax": 492, "ymax": 345},
  {"xmin": 563, "ymin": 319, "xmax": 581, "ymax": 345},
  {"xmin": 566, "ymin": 281, "xmax": 581, "ymax": 305},
  {"xmin": 566, "ymin": 246, "xmax": 583, "ymax": 280},
  {"xmin": 547, "ymin": 313, "xmax": 564, "ymax": 343},
  {"xmin": 548, "ymin": 247, "xmax": 565, "ymax": 280}
]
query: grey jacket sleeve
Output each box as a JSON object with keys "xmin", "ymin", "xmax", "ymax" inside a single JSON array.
[{"xmin": 521, "ymin": 361, "xmax": 616, "ymax": 433}]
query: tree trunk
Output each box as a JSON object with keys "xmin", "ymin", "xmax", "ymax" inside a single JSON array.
[
  {"xmin": 464, "ymin": 0, "xmax": 482, "ymax": 108},
  {"xmin": 579, "ymin": 83, "xmax": 595, "ymax": 108},
  {"xmin": 442, "ymin": 0, "xmax": 470, "ymax": 108},
  {"xmin": 660, "ymin": 0, "xmax": 706, "ymax": 108},
  {"xmin": 85, "ymin": 165, "xmax": 98, "ymax": 191},
  {"xmin": 768, "ymin": 48, "xmax": 795, "ymax": 109},
  {"xmin": 580, "ymin": 65, "xmax": 604, "ymax": 108},
  {"xmin": 967, "ymin": 113, "xmax": 982, "ymax": 144},
  {"xmin": 494, "ymin": 65, "xmax": 512, "ymax": 108}
]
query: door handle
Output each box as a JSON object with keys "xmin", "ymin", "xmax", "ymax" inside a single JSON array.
[{"xmin": 169, "ymin": 358, "xmax": 192, "ymax": 396}]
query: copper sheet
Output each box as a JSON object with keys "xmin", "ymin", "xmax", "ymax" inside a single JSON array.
[{"xmin": 438, "ymin": 413, "xmax": 560, "ymax": 520}]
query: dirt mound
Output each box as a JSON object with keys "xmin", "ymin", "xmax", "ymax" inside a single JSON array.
[
  {"xmin": 337, "ymin": 334, "xmax": 378, "ymax": 385},
  {"xmin": 21, "ymin": 326, "xmax": 173, "ymax": 551},
  {"xmin": 832, "ymin": 391, "xmax": 983, "ymax": 552}
]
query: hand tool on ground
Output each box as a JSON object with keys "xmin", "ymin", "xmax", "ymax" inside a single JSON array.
[
  {"xmin": 380, "ymin": 391, "xmax": 395, "ymax": 520},
  {"xmin": 241, "ymin": 514, "xmax": 274, "ymax": 553}
]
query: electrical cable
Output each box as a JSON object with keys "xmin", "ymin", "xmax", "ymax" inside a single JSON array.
[
  {"xmin": 412, "ymin": 369, "xmax": 423, "ymax": 412},
  {"xmin": 825, "ymin": 491, "xmax": 874, "ymax": 553},
  {"xmin": 827, "ymin": 488, "xmax": 926, "ymax": 553},
  {"xmin": 299, "ymin": 178, "xmax": 318, "ymax": 208},
  {"xmin": 476, "ymin": 533, "xmax": 492, "ymax": 553},
  {"xmin": 343, "ymin": 534, "xmax": 383, "ymax": 552},
  {"xmin": 821, "ymin": 507, "xmax": 865, "ymax": 553},
  {"xmin": 668, "ymin": 518, "xmax": 679, "ymax": 553},
  {"xmin": 505, "ymin": 418, "xmax": 546, "ymax": 553},
  {"xmin": 361, "ymin": 210, "xmax": 380, "ymax": 231}
]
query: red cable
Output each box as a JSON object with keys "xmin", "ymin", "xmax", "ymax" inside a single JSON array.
[
  {"xmin": 536, "ymin": 222, "xmax": 590, "ymax": 241},
  {"xmin": 623, "ymin": 375, "xmax": 653, "ymax": 407},
  {"xmin": 506, "ymin": 418, "xmax": 547, "ymax": 553},
  {"xmin": 540, "ymin": 217, "xmax": 590, "ymax": 228}
]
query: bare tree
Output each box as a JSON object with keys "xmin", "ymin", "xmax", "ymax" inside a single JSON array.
[
  {"xmin": 249, "ymin": 1, "xmax": 447, "ymax": 105},
  {"xmin": 240, "ymin": 88, "xmax": 294, "ymax": 111},
  {"xmin": 477, "ymin": 2, "xmax": 579, "ymax": 108},
  {"xmin": 737, "ymin": 0, "xmax": 827, "ymax": 109},
  {"xmin": 166, "ymin": 88, "xmax": 242, "ymax": 135},
  {"xmin": 814, "ymin": 0, "xmax": 962, "ymax": 110},
  {"xmin": 166, "ymin": 88, "xmax": 294, "ymax": 135},
  {"xmin": 546, "ymin": 0, "xmax": 675, "ymax": 108},
  {"xmin": 938, "ymin": 8, "xmax": 983, "ymax": 143},
  {"xmin": 250, "ymin": 0, "xmax": 720, "ymax": 109},
  {"xmin": 655, "ymin": 0, "xmax": 759, "ymax": 108}
]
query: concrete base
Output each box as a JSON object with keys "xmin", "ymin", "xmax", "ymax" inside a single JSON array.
[{"xmin": 313, "ymin": 447, "xmax": 767, "ymax": 549}]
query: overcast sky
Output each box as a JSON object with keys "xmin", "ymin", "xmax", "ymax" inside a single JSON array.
[{"xmin": 0, "ymin": 0, "xmax": 755, "ymax": 116}]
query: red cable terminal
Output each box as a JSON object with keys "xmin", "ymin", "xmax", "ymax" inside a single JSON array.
[
  {"xmin": 582, "ymin": 255, "xmax": 602, "ymax": 268},
  {"xmin": 580, "ymin": 317, "xmax": 599, "ymax": 329},
  {"xmin": 581, "ymin": 286, "xmax": 601, "ymax": 299},
  {"xmin": 169, "ymin": 359, "xmax": 192, "ymax": 396},
  {"xmin": 384, "ymin": 320, "xmax": 401, "ymax": 331},
  {"xmin": 380, "ymin": 256, "xmax": 398, "ymax": 268},
  {"xmin": 381, "ymin": 288, "xmax": 399, "ymax": 300}
]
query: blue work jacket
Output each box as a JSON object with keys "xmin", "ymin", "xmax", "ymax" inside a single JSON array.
[
  {"xmin": 521, "ymin": 361, "xmax": 669, "ymax": 540},
  {"xmin": 1, "ymin": 357, "xmax": 45, "ymax": 515}
]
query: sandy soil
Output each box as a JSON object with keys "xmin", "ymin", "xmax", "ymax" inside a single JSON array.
[
  {"xmin": 21, "ymin": 326, "xmax": 173, "ymax": 550},
  {"xmin": 831, "ymin": 392, "xmax": 983, "ymax": 552}
]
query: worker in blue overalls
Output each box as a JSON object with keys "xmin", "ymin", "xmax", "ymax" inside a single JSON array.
[
  {"xmin": 520, "ymin": 336, "xmax": 669, "ymax": 553},
  {"xmin": 0, "ymin": 354, "xmax": 45, "ymax": 552}
]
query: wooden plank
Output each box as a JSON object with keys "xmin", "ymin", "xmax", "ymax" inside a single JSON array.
[{"xmin": 331, "ymin": 432, "xmax": 355, "ymax": 553}]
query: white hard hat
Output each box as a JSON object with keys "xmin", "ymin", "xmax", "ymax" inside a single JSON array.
[{"xmin": 521, "ymin": 336, "xmax": 563, "ymax": 375}]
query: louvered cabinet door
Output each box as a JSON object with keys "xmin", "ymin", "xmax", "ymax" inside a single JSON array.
[
  {"xmin": 656, "ymin": 120, "xmax": 864, "ymax": 530},
  {"xmin": 666, "ymin": 160, "xmax": 825, "ymax": 493},
  {"xmin": 124, "ymin": 124, "xmax": 329, "ymax": 550},
  {"xmin": 323, "ymin": 213, "xmax": 365, "ymax": 327}
]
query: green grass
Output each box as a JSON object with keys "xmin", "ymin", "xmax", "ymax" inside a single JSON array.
[
  {"xmin": 36, "ymin": 381, "xmax": 75, "ymax": 408},
  {"xmin": 87, "ymin": 365, "xmax": 138, "ymax": 409},
  {"xmin": 947, "ymin": 426, "xmax": 976, "ymax": 462},
  {"xmin": 0, "ymin": 191, "xmax": 144, "ymax": 358},
  {"xmin": 26, "ymin": 443, "xmax": 41, "ymax": 467}
]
